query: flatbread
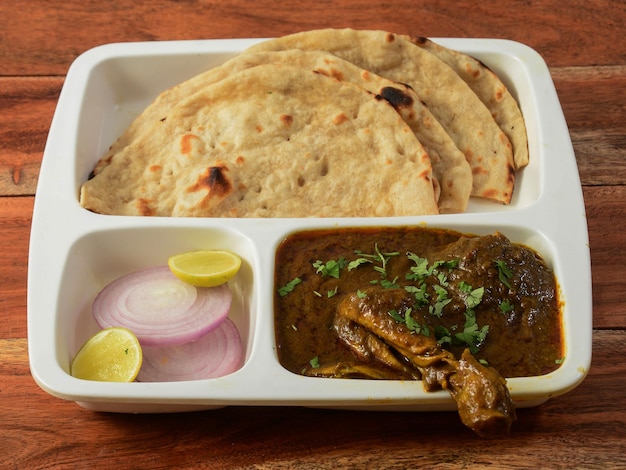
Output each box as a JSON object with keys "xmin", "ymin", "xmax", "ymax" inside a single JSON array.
[
  {"xmin": 80, "ymin": 64, "xmax": 439, "ymax": 217},
  {"xmin": 145, "ymin": 48, "xmax": 471, "ymax": 212},
  {"xmin": 407, "ymin": 36, "xmax": 529, "ymax": 169},
  {"xmin": 247, "ymin": 28, "xmax": 516, "ymax": 204}
]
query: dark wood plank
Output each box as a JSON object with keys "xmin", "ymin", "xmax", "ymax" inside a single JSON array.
[
  {"xmin": 0, "ymin": 0, "xmax": 624, "ymax": 76},
  {"xmin": 0, "ymin": 77, "xmax": 60, "ymax": 196},
  {"xmin": 584, "ymin": 185, "xmax": 626, "ymax": 329},
  {"xmin": 0, "ymin": 197, "xmax": 31, "ymax": 339},
  {"xmin": 2, "ymin": 330, "xmax": 625, "ymax": 468},
  {"xmin": 552, "ymin": 66, "xmax": 626, "ymax": 186}
]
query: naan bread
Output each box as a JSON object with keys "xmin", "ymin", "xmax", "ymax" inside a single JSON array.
[
  {"xmin": 407, "ymin": 36, "xmax": 529, "ymax": 169},
  {"xmin": 80, "ymin": 64, "xmax": 439, "ymax": 217},
  {"xmin": 247, "ymin": 28, "xmax": 516, "ymax": 204}
]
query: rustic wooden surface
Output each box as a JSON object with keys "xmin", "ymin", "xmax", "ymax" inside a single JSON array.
[{"xmin": 1, "ymin": 1, "xmax": 625, "ymax": 468}]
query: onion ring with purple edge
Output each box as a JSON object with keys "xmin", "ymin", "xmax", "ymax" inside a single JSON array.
[
  {"xmin": 136, "ymin": 318, "xmax": 243, "ymax": 381},
  {"xmin": 93, "ymin": 266, "xmax": 232, "ymax": 347}
]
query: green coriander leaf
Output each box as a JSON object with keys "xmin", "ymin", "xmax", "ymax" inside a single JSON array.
[
  {"xmin": 356, "ymin": 289, "xmax": 367, "ymax": 299},
  {"xmin": 313, "ymin": 258, "xmax": 347, "ymax": 278},
  {"xmin": 327, "ymin": 286, "xmax": 338, "ymax": 298},
  {"xmin": 432, "ymin": 259, "xmax": 460, "ymax": 271},
  {"xmin": 435, "ymin": 325, "xmax": 452, "ymax": 346},
  {"xmin": 454, "ymin": 310, "xmax": 490, "ymax": 354},
  {"xmin": 405, "ymin": 284, "xmax": 429, "ymax": 306},
  {"xmin": 278, "ymin": 277, "xmax": 302, "ymax": 297},
  {"xmin": 406, "ymin": 253, "xmax": 431, "ymax": 280},
  {"xmin": 309, "ymin": 356, "xmax": 320, "ymax": 369},
  {"xmin": 499, "ymin": 300, "xmax": 514, "ymax": 313},
  {"xmin": 404, "ymin": 308, "xmax": 419, "ymax": 331},
  {"xmin": 373, "ymin": 266, "xmax": 387, "ymax": 276},
  {"xmin": 495, "ymin": 260, "xmax": 513, "ymax": 288},
  {"xmin": 380, "ymin": 277, "xmax": 400, "ymax": 289},
  {"xmin": 347, "ymin": 258, "xmax": 372, "ymax": 271},
  {"xmin": 458, "ymin": 281, "xmax": 473, "ymax": 294},
  {"xmin": 429, "ymin": 298, "xmax": 451, "ymax": 317},
  {"xmin": 388, "ymin": 309, "xmax": 405, "ymax": 323},
  {"xmin": 465, "ymin": 286, "xmax": 485, "ymax": 309},
  {"xmin": 433, "ymin": 284, "xmax": 449, "ymax": 301}
]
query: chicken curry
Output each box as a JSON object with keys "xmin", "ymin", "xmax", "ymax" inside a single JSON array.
[{"xmin": 274, "ymin": 226, "xmax": 563, "ymax": 437}]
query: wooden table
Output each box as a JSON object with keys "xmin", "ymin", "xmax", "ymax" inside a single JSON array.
[{"xmin": 2, "ymin": 1, "xmax": 625, "ymax": 468}]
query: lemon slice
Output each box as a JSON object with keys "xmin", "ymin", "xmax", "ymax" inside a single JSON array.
[
  {"xmin": 70, "ymin": 327, "xmax": 142, "ymax": 382},
  {"xmin": 168, "ymin": 250, "xmax": 242, "ymax": 287}
]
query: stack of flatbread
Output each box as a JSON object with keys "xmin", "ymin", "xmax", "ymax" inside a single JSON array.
[{"xmin": 79, "ymin": 29, "xmax": 528, "ymax": 217}]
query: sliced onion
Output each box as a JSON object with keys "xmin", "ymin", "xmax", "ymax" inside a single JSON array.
[
  {"xmin": 136, "ymin": 318, "xmax": 244, "ymax": 382},
  {"xmin": 93, "ymin": 266, "xmax": 231, "ymax": 347}
]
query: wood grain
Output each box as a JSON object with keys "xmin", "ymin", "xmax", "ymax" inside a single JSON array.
[
  {"xmin": 2, "ymin": 331, "xmax": 625, "ymax": 469},
  {"xmin": 1, "ymin": 0, "xmax": 624, "ymax": 76},
  {"xmin": 1, "ymin": 1, "xmax": 624, "ymax": 468}
]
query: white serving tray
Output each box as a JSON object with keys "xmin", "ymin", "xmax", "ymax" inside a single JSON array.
[{"xmin": 28, "ymin": 37, "xmax": 592, "ymax": 413}]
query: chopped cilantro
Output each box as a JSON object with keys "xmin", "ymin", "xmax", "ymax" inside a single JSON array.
[
  {"xmin": 348, "ymin": 258, "xmax": 372, "ymax": 271},
  {"xmin": 278, "ymin": 277, "xmax": 302, "ymax": 297},
  {"xmin": 313, "ymin": 258, "xmax": 347, "ymax": 278},
  {"xmin": 389, "ymin": 308, "xmax": 429, "ymax": 336},
  {"xmin": 388, "ymin": 309, "xmax": 405, "ymax": 323},
  {"xmin": 309, "ymin": 356, "xmax": 320, "ymax": 369},
  {"xmin": 495, "ymin": 260, "xmax": 513, "ymax": 288},
  {"xmin": 429, "ymin": 298, "xmax": 451, "ymax": 317},
  {"xmin": 464, "ymin": 286, "xmax": 485, "ymax": 310},
  {"xmin": 455, "ymin": 310, "xmax": 489, "ymax": 354},
  {"xmin": 499, "ymin": 300, "xmax": 514, "ymax": 313},
  {"xmin": 380, "ymin": 276, "xmax": 400, "ymax": 289},
  {"xmin": 404, "ymin": 284, "xmax": 429, "ymax": 306}
]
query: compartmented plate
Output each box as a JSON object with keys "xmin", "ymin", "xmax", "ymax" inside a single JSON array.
[{"xmin": 28, "ymin": 37, "xmax": 592, "ymax": 413}]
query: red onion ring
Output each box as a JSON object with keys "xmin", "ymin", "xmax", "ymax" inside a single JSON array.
[
  {"xmin": 136, "ymin": 318, "xmax": 244, "ymax": 382},
  {"xmin": 93, "ymin": 266, "xmax": 231, "ymax": 347}
]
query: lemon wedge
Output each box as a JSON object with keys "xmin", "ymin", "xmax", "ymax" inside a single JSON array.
[
  {"xmin": 70, "ymin": 327, "xmax": 142, "ymax": 382},
  {"xmin": 168, "ymin": 250, "xmax": 242, "ymax": 287}
]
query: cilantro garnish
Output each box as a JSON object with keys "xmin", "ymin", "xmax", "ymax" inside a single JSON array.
[
  {"xmin": 499, "ymin": 300, "xmax": 514, "ymax": 313},
  {"xmin": 313, "ymin": 258, "xmax": 347, "ymax": 278},
  {"xmin": 351, "ymin": 244, "xmax": 399, "ymax": 278},
  {"xmin": 388, "ymin": 308, "xmax": 430, "ymax": 336},
  {"xmin": 278, "ymin": 277, "xmax": 302, "ymax": 297},
  {"xmin": 495, "ymin": 260, "xmax": 513, "ymax": 288}
]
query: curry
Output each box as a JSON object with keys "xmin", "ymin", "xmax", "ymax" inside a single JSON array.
[
  {"xmin": 274, "ymin": 226, "xmax": 562, "ymax": 378},
  {"xmin": 273, "ymin": 226, "xmax": 563, "ymax": 436}
]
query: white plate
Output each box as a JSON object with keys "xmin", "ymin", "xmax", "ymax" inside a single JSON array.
[{"xmin": 28, "ymin": 37, "xmax": 592, "ymax": 413}]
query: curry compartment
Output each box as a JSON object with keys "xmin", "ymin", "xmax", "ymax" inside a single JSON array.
[{"xmin": 274, "ymin": 225, "xmax": 563, "ymax": 382}]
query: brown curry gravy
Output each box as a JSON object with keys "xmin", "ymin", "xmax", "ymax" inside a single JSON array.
[{"xmin": 274, "ymin": 226, "xmax": 563, "ymax": 379}]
